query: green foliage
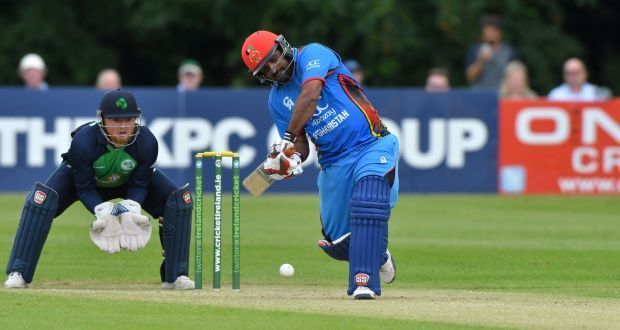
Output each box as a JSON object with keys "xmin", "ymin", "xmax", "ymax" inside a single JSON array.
[{"xmin": 0, "ymin": 0, "xmax": 617, "ymax": 94}]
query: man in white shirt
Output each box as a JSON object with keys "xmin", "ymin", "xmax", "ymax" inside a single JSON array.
[
  {"xmin": 548, "ymin": 58, "xmax": 607, "ymax": 101},
  {"xmin": 18, "ymin": 53, "xmax": 48, "ymax": 91}
]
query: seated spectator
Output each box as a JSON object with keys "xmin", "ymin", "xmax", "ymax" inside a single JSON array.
[
  {"xmin": 500, "ymin": 61, "xmax": 537, "ymax": 99},
  {"xmin": 343, "ymin": 59, "xmax": 364, "ymax": 84},
  {"xmin": 18, "ymin": 53, "xmax": 48, "ymax": 91},
  {"xmin": 177, "ymin": 59, "xmax": 203, "ymax": 92},
  {"xmin": 548, "ymin": 58, "xmax": 608, "ymax": 101},
  {"xmin": 425, "ymin": 67, "xmax": 450, "ymax": 92},
  {"xmin": 465, "ymin": 15, "xmax": 517, "ymax": 89},
  {"xmin": 96, "ymin": 69, "xmax": 122, "ymax": 91}
]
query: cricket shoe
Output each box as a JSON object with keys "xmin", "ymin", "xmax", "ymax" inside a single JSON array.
[
  {"xmin": 162, "ymin": 275, "xmax": 195, "ymax": 290},
  {"xmin": 380, "ymin": 249, "xmax": 396, "ymax": 284},
  {"xmin": 353, "ymin": 286, "xmax": 376, "ymax": 300},
  {"xmin": 5, "ymin": 272, "xmax": 27, "ymax": 289}
]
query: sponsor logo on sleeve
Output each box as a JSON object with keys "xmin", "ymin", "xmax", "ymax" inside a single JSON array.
[{"xmin": 306, "ymin": 59, "xmax": 320, "ymax": 70}]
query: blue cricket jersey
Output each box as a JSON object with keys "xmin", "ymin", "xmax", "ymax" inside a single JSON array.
[{"xmin": 267, "ymin": 43, "xmax": 389, "ymax": 167}]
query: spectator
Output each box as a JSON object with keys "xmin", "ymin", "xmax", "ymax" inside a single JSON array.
[
  {"xmin": 343, "ymin": 59, "xmax": 364, "ymax": 84},
  {"xmin": 177, "ymin": 59, "xmax": 203, "ymax": 92},
  {"xmin": 18, "ymin": 53, "xmax": 48, "ymax": 91},
  {"xmin": 95, "ymin": 69, "xmax": 122, "ymax": 91},
  {"xmin": 500, "ymin": 61, "xmax": 537, "ymax": 99},
  {"xmin": 465, "ymin": 15, "xmax": 517, "ymax": 89},
  {"xmin": 548, "ymin": 57, "xmax": 609, "ymax": 101},
  {"xmin": 425, "ymin": 67, "xmax": 450, "ymax": 92}
]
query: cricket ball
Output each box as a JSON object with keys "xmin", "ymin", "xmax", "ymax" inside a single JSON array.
[{"xmin": 279, "ymin": 263, "xmax": 294, "ymax": 277}]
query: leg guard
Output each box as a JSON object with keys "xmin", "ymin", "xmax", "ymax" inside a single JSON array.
[
  {"xmin": 6, "ymin": 183, "xmax": 59, "ymax": 283},
  {"xmin": 158, "ymin": 217, "xmax": 165, "ymax": 282},
  {"xmin": 161, "ymin": 184, "xmax": 193, "ymax": 283},
  {"xmin": 347, "ymin": 176, "xmax": 390, "ymax": 296},
  {"xmin": 318, "ymin": 233, "xmax": 350, "ymax": 261},
  {"xmin": 382, "ymin": 226, "xmax": 389, "ymax": 265}
]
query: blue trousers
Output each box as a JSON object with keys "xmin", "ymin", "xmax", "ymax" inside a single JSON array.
[{"xmin": 318, "ymin": 134, "xmax": 399, "ymax": 241}]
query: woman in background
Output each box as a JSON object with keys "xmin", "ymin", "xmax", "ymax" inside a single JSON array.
[{"xmin": 500, "ymin": 61, "xmax": 537, "ymax": 99}]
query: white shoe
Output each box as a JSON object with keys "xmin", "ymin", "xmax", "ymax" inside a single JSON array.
[
  {"xmin": 162, "ymin": 275, "xmax": 195, "ymax": 290},
  {"xmin": 5, "ymin": 272, "xmax": 27, "ymax": 289},
  {"xmin": 353, "ymin": 286, "xmax": 376, "ymax": 300},
  {"xmin": 380, "ymin": 250, "xmax": 396, "ymax": 284}
]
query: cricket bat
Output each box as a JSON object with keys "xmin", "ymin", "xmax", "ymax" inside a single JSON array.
[{"xmin": 242, "ymin": 165, "xmax": 274, "ymax": 196}]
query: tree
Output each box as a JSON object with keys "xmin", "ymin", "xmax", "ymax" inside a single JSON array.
[{"xmin": 0, "ymin": 0, "xmax": 617, "ymax": 94}]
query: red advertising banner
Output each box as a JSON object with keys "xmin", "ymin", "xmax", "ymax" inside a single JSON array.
[{"xmin": 499, "ymin": 100, "xmax": 620, "ymax": 194}]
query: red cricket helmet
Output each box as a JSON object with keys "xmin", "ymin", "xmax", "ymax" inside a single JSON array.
[
  {"xmin": 241, "ymin": 30, "xmax": 295, "ymax": 85},
  {"xmin": 241, "ymin": 30, "xmax": 278, "ymax": 72}
]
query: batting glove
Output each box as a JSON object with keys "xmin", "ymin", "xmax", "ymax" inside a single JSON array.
[{"xmin": 262, "ymin": 151, "xmax": 303, "ymax": 180}]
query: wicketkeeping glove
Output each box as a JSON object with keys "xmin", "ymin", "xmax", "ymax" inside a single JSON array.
[
  {"xmin": 114, "ymin": 199, "xmax": 152, "ymax": 252},
  {"xmin": 112, "ymin": 199, "xmax": 142, "ymax": 216},
  {"xmin": 90, "ymin": 202, "xmax": 123, "ymax": 254},
  {"xmin": 119, "ymin": 213, "xmax": 151, "ymax": 252}
]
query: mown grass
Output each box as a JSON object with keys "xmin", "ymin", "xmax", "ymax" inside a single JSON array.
[{"xmin": 1, "ymin": 194, "xmax": 619, "ymax": 329}]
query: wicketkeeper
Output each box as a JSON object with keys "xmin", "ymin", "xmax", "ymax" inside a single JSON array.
[{"xmin": 5, "ymin": 89, "xmax": 194, "ymax": 290}]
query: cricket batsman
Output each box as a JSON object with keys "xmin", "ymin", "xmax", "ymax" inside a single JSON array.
[
  {"xmin": 241, "ymin": 31, "xmax": 398, "ymax": 299},
  {"xmin": 4, "ymin": 89, "xmax": 194, "ymax": 290}
]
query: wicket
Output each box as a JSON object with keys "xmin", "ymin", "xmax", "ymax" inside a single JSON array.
[{"xmin": 194, "ymin": 151, "xmax": 240, "ymax": 290}]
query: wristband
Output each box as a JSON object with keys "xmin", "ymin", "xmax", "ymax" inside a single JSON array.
[{"xmin": 283, "ymin": 130, "xmax": 297, "ymax": 143}]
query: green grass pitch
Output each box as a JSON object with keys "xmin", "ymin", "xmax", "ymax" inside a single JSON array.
[{"xmin": 1, "ymin": 193, "xmax": 619, "ymax": 329}]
